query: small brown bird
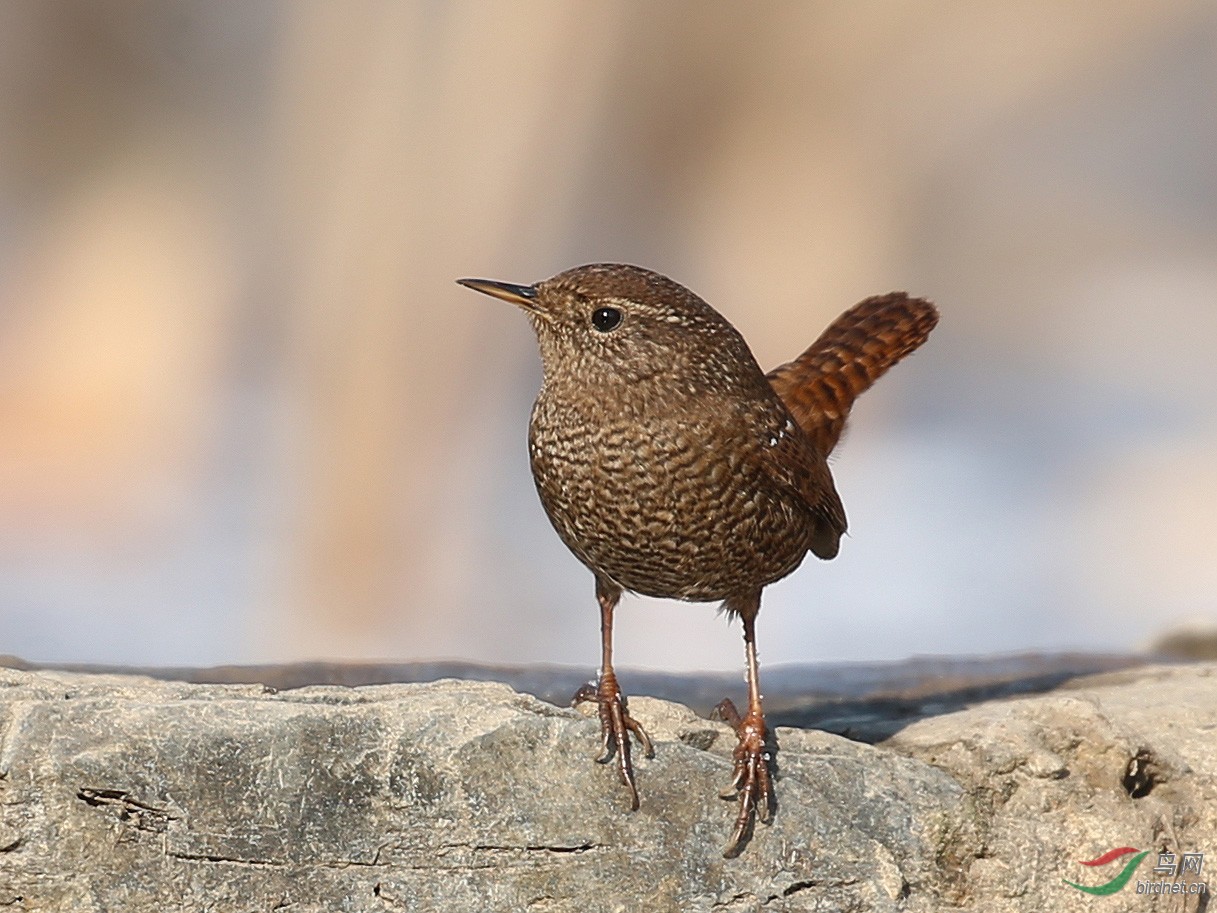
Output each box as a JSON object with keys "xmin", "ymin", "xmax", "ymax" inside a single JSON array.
[{"xmin": 458, "ymin": 264, "xmax": 937, "ymax": 856}]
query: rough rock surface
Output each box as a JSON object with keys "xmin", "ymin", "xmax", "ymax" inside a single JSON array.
[
  {"xmin": 0, "ymin": 652, "xmax": 1153, "ymax": 739},
  {"xmin": 0, "ymin": 664, "xmax": 1212, "ymax": 912}
]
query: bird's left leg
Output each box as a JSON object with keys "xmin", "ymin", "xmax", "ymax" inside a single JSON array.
[
  {"xmin": 572, "ymin": 575, "xmax": 655, "ymax": 810},
  {"xmin": 712, "ymin": 591, "xmax": 775, "ymax": 857}
]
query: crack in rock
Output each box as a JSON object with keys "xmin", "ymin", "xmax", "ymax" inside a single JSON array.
[{"xmin": 76, "ymin": 787, "xmax": 179, "ymax": 833}]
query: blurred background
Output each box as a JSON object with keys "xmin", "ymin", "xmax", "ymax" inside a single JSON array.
[{"xmin": 0, "ymin": 2, "xmax": 1213, "ymax": 673}]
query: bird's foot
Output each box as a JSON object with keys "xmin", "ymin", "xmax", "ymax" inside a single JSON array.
[
  {"xmin": 572, "ymin": 671, "xmax": 655, "ymax": 810},
  {"xmin": 712, "ymin": 697, "xmax": 775, "ymax": 858}
]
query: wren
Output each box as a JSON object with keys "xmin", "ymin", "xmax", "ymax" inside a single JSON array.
[{"xmin": 458, "ymin": 264, "xmax": 937, "ymax": 856}]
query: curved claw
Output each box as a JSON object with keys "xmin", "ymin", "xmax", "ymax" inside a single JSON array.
[
  {"xmin": 715, "ymin": 699, "xmax": 776, "ymax": 858},
  {"xmin": 571, "ymin": 674, "xmax": 654, "ymax": 811},
  {"xmin": 710, "ymin": 697, "xmax": 744, "ymax": 728}
]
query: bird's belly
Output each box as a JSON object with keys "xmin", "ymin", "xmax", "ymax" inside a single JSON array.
[{"xmin": 529, "ymin": 419, "xmax": 812, "ymax": 601}]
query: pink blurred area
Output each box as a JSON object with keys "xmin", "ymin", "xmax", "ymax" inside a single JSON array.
[{"xmin": 0, "ymin": 2, "xmax": 1214, "ymax": 670}]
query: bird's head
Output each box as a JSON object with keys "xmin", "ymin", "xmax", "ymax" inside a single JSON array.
[{"xmin": 457, "ymin": 263, "xmax": 760, "ymax": 391}]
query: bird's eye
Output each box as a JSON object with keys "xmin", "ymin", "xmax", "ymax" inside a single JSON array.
[{"xmin": 591, "ymin": 307, "xmax": 622, "ymax": 332}]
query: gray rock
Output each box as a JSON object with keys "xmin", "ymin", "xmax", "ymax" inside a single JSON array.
[
  {"xmin": 884, "ymin": 663, "xmax": 1217, "ymax": 911},
  {"xmin": 0, "ymin": 664, "xmax": 1213, "ymax": 911},
  {"xmin": 0, "ymin": 652, "xmax": 1153, "ymax": 736}
]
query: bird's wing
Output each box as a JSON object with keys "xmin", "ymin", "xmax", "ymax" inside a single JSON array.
[
  {"xmin": 766, "ymin": 292, "xmax": 938, "ymax": 456},
  {"xmin": 744, "ymin": 399, "xmax": 847, "ymax": 560},
  {"xmin": 769, "ymin": 418, "xmax": 847, "ymax": 562}
]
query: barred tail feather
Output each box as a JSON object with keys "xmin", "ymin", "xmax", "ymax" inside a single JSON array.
[{"xmin": 766, "ymin": 292, "xmax": 938, "ymax": 456}]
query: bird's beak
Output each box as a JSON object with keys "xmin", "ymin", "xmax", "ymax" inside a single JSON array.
[{"xmin": 456, "ymin": 277, "xmax": 542, "ymax": 314}]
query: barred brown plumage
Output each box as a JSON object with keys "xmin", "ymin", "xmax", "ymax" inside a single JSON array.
[
  {"xmin": 767, "ymin": 292, "xmax": 940, "ymax": 457},
  {"xmin": 457, "ymin": 264, "xmax": 937, "ymax": 857}
]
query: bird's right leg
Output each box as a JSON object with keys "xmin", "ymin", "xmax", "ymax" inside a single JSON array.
[{"xmin": 572, "ymin": 576, "xmax": 654, "ymax": 810}]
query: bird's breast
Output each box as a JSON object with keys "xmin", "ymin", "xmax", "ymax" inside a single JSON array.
[{"xmin": 527, "ymin": 391, "xmax": 814, "ymax": 601}]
